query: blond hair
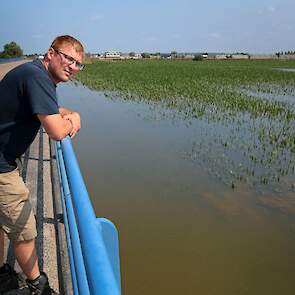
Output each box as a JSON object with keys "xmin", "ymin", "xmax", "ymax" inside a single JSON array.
[{"xmin": 50, "ymin": 35, "xmax": 84, "ymax": 55}]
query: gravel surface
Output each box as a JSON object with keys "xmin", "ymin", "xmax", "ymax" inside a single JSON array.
[{"xmin": 0, "ymin": 60, "xmax": 30, "ymax": 80}]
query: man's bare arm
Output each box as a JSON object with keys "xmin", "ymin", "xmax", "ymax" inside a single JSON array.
[
  {"xmin": 59, "ymin": 107, "xmax": 81, "ymax": 138},
  {"xmin": 58, "ymin": 107, "xmax": 81, "ymax": 138},
  {"xmin": 37, "ymin": 114, "xmax": 73, "ymax": 140},
  {"xmin": 59, "ymin": 107, "xmax": 74, "ymax": 117}
]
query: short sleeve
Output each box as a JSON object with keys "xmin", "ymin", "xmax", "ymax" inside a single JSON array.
[{"xmin": 25, "ymin": 76, "xmax": 59, "ymax": 115}]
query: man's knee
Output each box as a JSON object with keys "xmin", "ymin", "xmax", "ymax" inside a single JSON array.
[
  {"xmin": 0, "ymin": 169, "xmax": 37, "ymax": 242},
  {"xmin": 13, "ymin": 238, "xmax": 35, "ymax": 246}
]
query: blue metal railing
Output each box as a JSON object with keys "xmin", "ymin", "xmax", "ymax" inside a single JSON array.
[{"xmin": 55, "ymin": 136, "xmax": 121, "ymax": 295}]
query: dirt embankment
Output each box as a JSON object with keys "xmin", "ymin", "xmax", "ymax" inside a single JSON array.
[{"xmin": 0, "ymin": 60, "xmax": 30, "ymax": 80}]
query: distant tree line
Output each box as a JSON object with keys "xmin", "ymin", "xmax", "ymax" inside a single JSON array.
[{"xmin": 0, "ymin": 41, "xmax": 23, "ymax": 58}]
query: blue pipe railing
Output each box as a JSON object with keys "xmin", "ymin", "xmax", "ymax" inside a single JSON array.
[{"xmin": 55, "ymin": 136, "xmax": 121, "ymax": 295}]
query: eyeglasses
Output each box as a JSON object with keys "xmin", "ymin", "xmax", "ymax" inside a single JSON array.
[{"xmin": 52, "ymin": 47, "xmax": 84, "ymax": 70}]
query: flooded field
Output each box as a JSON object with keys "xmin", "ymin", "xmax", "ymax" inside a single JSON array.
[{"xmin": 58, "ymin": 60, "xmax": 295, "ymax": 294}]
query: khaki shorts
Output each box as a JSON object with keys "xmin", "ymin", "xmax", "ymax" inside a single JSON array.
[{"xmin": 0, "ymin": 168, "xmax": 37, "ymax": 241}]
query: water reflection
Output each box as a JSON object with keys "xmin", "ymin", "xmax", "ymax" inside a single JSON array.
[{"xmin": 57, "ymin": 82, "xmax": 295, "ymax": 295}]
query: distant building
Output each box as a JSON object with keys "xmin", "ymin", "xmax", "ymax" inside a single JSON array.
[
  {"xmin": 104, "ymin": 51, "xmax": 121, "ymax": 59},
  {"xmin": 214, "ymin": 53, "xmax": 250, "ymax": 60},
  {"xmin": 183, "ymin": 54, "xmax": 194, "ymax": 59},
  {"xmin": 120, "ymin": 53, "xmax": 130, "ymax": 60},
  {"xmin": 149, "ymin": 54, "xmax": 161, "ymax": 59},
  {"xmin": 132, "ymin": 53, "xmax": 142, "ymax": 60},
  {"xmin": 231, "ymin": 54, "xmax": 249, "ymax": 59},
  {"xmin": 215, "ymin": 54, "xmax": 230, "ymax": 60}
]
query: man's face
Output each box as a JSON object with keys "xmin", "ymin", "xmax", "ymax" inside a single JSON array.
[{"xmin": 47, "ymin": 45, "xmax": 83, "ymax": 84}]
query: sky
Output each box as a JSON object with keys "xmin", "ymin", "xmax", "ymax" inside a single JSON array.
[{"xmin": 0, "ymin": 0, "xmax": 294, "ymax": 55}]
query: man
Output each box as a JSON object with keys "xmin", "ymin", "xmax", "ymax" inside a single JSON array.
[{"xmin": 0, "ymin": 35, "xmax": 84, "ymax": 294}]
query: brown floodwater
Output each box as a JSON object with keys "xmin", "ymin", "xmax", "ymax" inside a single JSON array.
[{"xmin": 58, "ymin": 82, "xmax": 295, "ymax": 295}]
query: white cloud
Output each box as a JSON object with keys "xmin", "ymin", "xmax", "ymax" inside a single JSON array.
[
  {"xmin": 32, "ymin": 34, "xmax": 43, "ymax": 39},
  {"xmin": 258, "ymin": 6, "xmax": 276, "ymax": 15},
  {"xmin": 208, "ymin": 32, "xmax": 220, "ymax": 39},
  {"xmin": 172, "ymin": 34, "xmax": 181, "ymax": 39},
  {"xmin": 267, "ymin": 6, "xmax": 276, "ymax": 12},
  {"xmin": 89, "ymin": 15, "xmax": 104, "ymax": 22}
]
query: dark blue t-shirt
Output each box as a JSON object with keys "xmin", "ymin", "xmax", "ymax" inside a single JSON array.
[{"xmin": 0, "ymin": 59, "xmax": 59, "ymax": 172}]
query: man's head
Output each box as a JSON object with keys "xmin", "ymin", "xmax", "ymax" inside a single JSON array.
[{"xmin": 43, "ymin": 35, "xmax": 84, "ymax": 84}]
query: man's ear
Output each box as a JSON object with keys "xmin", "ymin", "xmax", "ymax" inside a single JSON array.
[{"xmin": 46, "ymin": 47, "xmax": 55, "ymax": 61}]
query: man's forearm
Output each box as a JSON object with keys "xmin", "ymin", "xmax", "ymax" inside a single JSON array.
[
  {"xmin": 59, "ymin": 108, "xmax": 81, "ymax": 138},
  {"xmin": 37, "ymin": 113, "xmax": 74, "ymax": 141},
  {"xmin": 59, "ymin": 107, "xmax": 74, "ymax": 117}
]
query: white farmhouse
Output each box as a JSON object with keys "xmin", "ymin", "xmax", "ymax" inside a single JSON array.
[
  {"xmin": 104, "ymin": 51, "xmax": 121, "ymax": 59},
  {"xmin": 231, "ymin": 54, "xmax": 249, "ymax": 59},
  {"xmin": 132, "ymin": 53, "xmax": 142, "ymax": 60}
]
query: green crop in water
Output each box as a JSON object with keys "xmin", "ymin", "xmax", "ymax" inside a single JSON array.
[
  {"xmin": 76, "ymin": 59, "xmax": 295, "ymax": 118},
  {"xmin": 76, "ymin": 59, "xmax": 295, "ymax": 193}
]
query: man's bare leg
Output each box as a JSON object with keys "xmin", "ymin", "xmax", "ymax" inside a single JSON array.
[
  {"xmin": 0, "ymin": 229, "xmax": 4, "ymax": 267},
  {"xmin": 13, "ymin": 239, "xmax": 40, "ymax": 280}
]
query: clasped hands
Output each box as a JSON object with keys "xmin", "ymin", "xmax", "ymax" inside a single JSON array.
[{"xmin": 64, "ymin": 112, "xmax": 81, "ymax": 138}]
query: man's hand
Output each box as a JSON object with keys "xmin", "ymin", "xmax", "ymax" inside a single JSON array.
[{"xmin": 63, "ymin": 112, "xmax": 81, "ymax": 138}]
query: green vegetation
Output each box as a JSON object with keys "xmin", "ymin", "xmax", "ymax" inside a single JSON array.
[
  {"xmin": 0, "ymin": 41, "xmax": 23, "ymax": 58},
  {"xmin": 76, "ymin": 59, "xmax": 295, "ymax": 191},
  {"xmin": 77, "ymin": 59, "xmax": 295, "ymax": 119},
  {"xmin": 192, "ymin": 54, "xmax": 203, "ymax": 61}
]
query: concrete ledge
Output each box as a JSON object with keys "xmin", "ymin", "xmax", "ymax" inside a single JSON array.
[
  {"xmin": 3, "ymin": 129, "xmax": 72, "ymax": 294},
  {"xmin": 0, "ymin": 60, "xmax": 30, "ymax": 80}
]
